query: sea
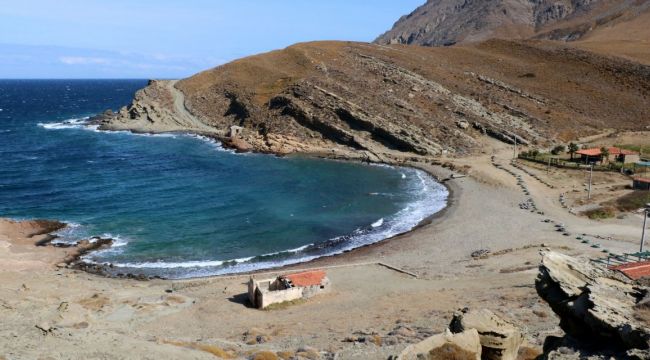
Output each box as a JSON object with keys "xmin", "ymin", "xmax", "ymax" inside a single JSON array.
[{"xmin": 0, "ymin": 79, "xmax": 448, "ymax": 279}]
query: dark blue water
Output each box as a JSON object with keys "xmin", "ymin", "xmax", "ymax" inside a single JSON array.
[{"xmin": 0, "ymin": 80, "xmax": 447, "ymax": 278}]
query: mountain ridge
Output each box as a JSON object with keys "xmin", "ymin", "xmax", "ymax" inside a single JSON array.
[{"xmin": 375, "ymin": 0, "xmax": 650, "ymax": 64}]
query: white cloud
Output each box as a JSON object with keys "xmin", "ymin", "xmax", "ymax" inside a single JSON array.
[{"xmin": 59, "ymin": 56, "xmax": 111, "ymax": 65}]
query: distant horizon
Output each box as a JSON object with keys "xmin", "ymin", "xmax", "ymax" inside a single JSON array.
[{"xmin": 0, "ymin": 1, "xmax": 424, "ymax": 79}]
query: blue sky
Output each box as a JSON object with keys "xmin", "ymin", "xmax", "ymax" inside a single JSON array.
[{"xmin": 0, "ymin": 1, "xmax": 423, "ymax": 78}]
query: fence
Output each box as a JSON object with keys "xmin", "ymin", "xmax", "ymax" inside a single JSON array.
[{"xmin": 517, "ymin": 154, "xmax": 625, "ymax": 172}]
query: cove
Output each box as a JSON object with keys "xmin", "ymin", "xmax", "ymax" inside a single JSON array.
[{"xmin": 0, "ymin": 80, "xmax": 448, "ymax": 279}]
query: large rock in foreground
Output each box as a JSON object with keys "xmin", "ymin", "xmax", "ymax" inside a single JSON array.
[
  {"xmin": 450, "ymin": 308, "xmax": 523, "ymax": 360},
  {"xmin": 395, "ymin": 329, "xmax": 482, "ymax": 360},
  {"xmin": 536, "ymin": 251, "xmax": 650, "ymax": 352}
]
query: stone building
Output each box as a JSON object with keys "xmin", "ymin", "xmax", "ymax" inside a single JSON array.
[{"xmin": 248, "ymin": 270, "xmax": 330, "ymax": 309}]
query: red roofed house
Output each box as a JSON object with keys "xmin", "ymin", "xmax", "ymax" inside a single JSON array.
[
  {"xmin": 248, "ymin": 270, "xmax": 330, "ymax": 309},
  {"xmin": 611, "ymin": 261, "xmax": 650, "ymax": 280},
  {"xmin": 576, "ymin": 147, "xmax": 639, "ymax": 164}
]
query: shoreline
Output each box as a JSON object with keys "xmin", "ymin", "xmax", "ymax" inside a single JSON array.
[
  {"xmin": 49, "ymin": 162, "xmax": 455, "ymax": 280},
  {"xmin": 3, "ymin": 136, "xmax": 642, "ymax": 358},
  {"xmin": 3, "ymin": 123, "xmax": 456, "ymax": 279}
]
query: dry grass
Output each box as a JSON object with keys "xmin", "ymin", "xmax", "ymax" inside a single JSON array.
[
  {"xmin": 426, "ymin": 343, "xmax": 478, "ymax": 360},
  {"xmin": 161, "ymin": 339, "xmax": 236, "ymax": 359},
  {"xmin": 517, "ymin": 346, "xmax": 543, "ymax": 360},
  {"xmin": 263, "ymin": 298, "xmax": 307, "ymax": 311},
  {"xmin": 276, "ymin": 351, "xmax": 295, "ymax": 360},
  {"xmin": 583, "ymin": 207, "xmax": 616, "ymax": 220},
  {"xmin": 251, "ymin": 351, "xmax": 279, "ymax": 360},
  {"xmin": 613, "ymin": 191, "xmax": 650, "ymax": 212}
]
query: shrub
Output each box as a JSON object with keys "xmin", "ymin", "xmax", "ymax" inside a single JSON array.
[
  {"xmin": 551, "ymin": 145, "xmax": 566, "ymax": 155},
  {"xmin": 614, "ymin": 191, "xmax": 650, "ymax": 212},
  {"xmin": 584, "ymin": 207, "xmax": 616, "ymax": 220}
]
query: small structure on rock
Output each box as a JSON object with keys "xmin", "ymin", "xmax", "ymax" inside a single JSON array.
[{"xmin": 248, "ymin": 270, "xmax": 330, "ymax": 309}]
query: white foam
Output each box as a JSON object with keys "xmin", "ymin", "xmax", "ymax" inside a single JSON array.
[
  {"xmin": 90, "ymin": 168, "xmax": 448, "ymax": 279},
  {"xmin": 188, "ymin": 134, "xmax": 236, "ymax": 154},
  {"xmin": 38, "ymin": 117, "xmax": 90, "ymax": 130}
]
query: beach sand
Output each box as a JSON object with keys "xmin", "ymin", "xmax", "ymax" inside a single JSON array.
[{"xmin": 1, "ymin": 142, "xmax": 646, "ymax": 359}]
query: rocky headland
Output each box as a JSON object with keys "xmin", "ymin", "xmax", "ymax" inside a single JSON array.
[{"xmin": 94, "ymin": 40, "xmax": 649, "ymax": 165}]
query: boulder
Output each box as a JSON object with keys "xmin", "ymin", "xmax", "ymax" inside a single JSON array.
[
  {"xmin": 536, "ymin": 251, "xmax": 650, "ymax": 351},
  {"xmin": 394, "ymin": 329, "xmax": 481, "ymax": 360},
  {"xmin": 449, "ymin": 308, "xmax": 523, "ymax": 360}
]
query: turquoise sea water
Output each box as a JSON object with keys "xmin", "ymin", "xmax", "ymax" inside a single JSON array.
[{"xmin": 0, "ymin": 80, "xmax": 448, "ymax": 278}]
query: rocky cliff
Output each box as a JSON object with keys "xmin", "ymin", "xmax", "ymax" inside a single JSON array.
[
  {"xmin": 96, "ymin": 40, "xmax": 650, "ymax": 161},
  {"xmin": 375, "ymin": 0, "xmax": 650, "ymax": 51},
  {"xmin": 537, "ymin": 252, "xmax": 650, "ymax": 358}
]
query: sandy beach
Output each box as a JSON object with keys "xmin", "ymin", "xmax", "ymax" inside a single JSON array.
[{"xmin": 2, "ymin": 138, "xmax": 646, "ymax": 359}]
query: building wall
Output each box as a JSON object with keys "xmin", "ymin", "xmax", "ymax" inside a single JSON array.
[
  {"xmin": 634, "ymin": 180, "xmax": 650, "ymax": 191},
  {"xmin": 259, "ymin": 287, "xmax": 304, "ymax": 309},
  {"xmin": 248, "ymin": 276, "xmax": 331, "ymax": 309}
]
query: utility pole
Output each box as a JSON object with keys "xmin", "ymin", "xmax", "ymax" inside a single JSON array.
[
  {"xmin": 640, "ymin": 205, "xmax": 649, "ymax": 253},
  {"xmin": 547, "ymin": 156, "xmax": 552, "ymax": 174},
  {"xmin": 587, "ymin": 164, "xmax": 594, "ymax": 200},
  {"xmin": 513, "ymin": 137, "xmax": 517, "ymax": 160}
]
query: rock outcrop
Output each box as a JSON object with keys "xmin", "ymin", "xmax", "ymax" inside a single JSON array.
[
  {"xmin": 450, "ymin": 308, "xmax": 524, "ymax": 360},
  {"xmin": 375, "ymin": 0, "xmax": 650, "ymax": 47},
  {"xmin": 395, "ymin": 329, "xmax": 482, "ymax": 360},
  {"xmin": 392, "ymin": 309, "xmax": 525, "ymax": 360},
  {"xmin": 536, "ymin": 251, "xmax": 650, "ymax": 357}
]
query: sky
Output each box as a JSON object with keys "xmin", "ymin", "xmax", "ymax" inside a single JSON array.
[{"xmin": 0, "ymin": 1, "xmax": 424, "ymax": 79}]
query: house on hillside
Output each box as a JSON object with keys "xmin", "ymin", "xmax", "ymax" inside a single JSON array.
[
  {"xmin": 248, "ymin": 270, "xmax": 330, "ymax": 309},
  {"xmin": 576, "ymin": 147, "xmax": 639, "ymax": 164}
]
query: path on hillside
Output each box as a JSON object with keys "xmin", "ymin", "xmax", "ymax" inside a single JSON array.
[{"xmin": 167, "ymin": 80, "xmax": 219, "ymax": 134}]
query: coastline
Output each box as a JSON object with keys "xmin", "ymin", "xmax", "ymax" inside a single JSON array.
[
  {"xmin": 0, "ymin": 140, "xmax": 455, "ymax": 280},
  {"xmin": 3, "ymin": 141, "xmax": 643, "ymax": 358}
]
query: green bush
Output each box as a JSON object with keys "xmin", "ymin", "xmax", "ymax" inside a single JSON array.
[{"xmin": 551, "ymin": 145, "xmax": 566, "ymax": 155}]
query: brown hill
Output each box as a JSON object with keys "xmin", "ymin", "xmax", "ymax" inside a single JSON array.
[
  {"xmin": 99, "ymin": 40, "xmax": 650, "ymax": 161},
  {"xmin": 375, "ymin": 0, "xmax": 650, "ymax": 63}
]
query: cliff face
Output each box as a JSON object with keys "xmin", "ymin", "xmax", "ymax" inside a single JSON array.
[
  {"xmin": 375, "ymin": 0, "xmax": 650, "ymax": 49},
  {"xmin": 98, "ymin": 40, "xmax": 650, "ymax": 160}
]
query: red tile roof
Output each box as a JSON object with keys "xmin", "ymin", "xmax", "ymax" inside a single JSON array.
[
  {"xmin": 283, "ymin": 270, "xmax": 326, "ymax": 287},
  {"xmin": 576, "ymin": 148, "xmax": 602, "ymax": 156},
  {"xmin": 634, "ymin": 177, "xmax": 650, "ymax": 184},
  {"xmin": 611, "ymin": 261, "xmax": 650, "ymax": 280},
  {"xmin": 576, "ymin": 147, "xmax": 638, "ymax": 157}
]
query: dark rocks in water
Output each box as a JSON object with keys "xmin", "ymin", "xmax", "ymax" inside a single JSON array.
[{"xmin": 26, "ymin": 220, "xmax": 66, "ymax": 238}]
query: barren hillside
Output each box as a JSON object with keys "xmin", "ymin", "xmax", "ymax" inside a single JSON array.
[
  {"xmin": 375, "ymin": 0, "xmax": 650, "ymax": 64},
  {"xmin": 98, "ymin": 40, "xmax": 649, "ymax": 161}
]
